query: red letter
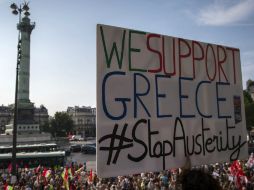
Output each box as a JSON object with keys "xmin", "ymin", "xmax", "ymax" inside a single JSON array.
[
  {"xmin": 163, "ymin": 37, "xmax": 176, "ymax": 76},
  {"xmin": 147, "ymin": 34, "xmax": 162, "ymax": 73},
  {"xmin": 192, "ymin": 41, "xmax": 204, "ymax": 79},
  {"xmin": 226, "ymin": 47, "xmax": 239, "ymax": 84},
  {"xmin": 205, "ymin": 44, "xmax": 216, "ymax": 81},
  {"xmin": 178, "ymin": 38, "xmax": 191, "ymax": 78},
  {"xmin": 217, "ymin": 45, "xmax": 228, "ymax": 82}
]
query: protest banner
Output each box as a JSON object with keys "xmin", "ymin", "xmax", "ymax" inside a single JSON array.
[{"xmin": 96, "ymin": 24, "xmax": 248, "ymax": 177}]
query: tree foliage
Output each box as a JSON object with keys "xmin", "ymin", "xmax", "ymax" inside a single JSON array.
[
  {"xmin": 245, "ymin": 103, "xmax": 254, "ymax": 131},
  {"xmin": 244, "ymin": 90, "xmax": 253, "ymax": 106},
  {"xmin": 50, "ymin": 112, "xmax": 74, "ymax": 137},
  {"xmin": 247, "ymin": 79, "xmax": 254, "ymax": 91},
  {"xmin": 40, "ymin": 121, "xmax": 50, "ymax": 133},
  {"xmin": 243, "ymin": 88, "xmax": 254, "ymax": 131}
]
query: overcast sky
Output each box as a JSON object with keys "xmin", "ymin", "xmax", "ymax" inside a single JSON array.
[{"xmin": 0, "ymin": 0, "xmax": 253, "ymax": 116}]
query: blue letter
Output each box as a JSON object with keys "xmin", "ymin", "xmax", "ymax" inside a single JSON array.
[
  {"xmin": 155, "ymin": 75, "xmax": 172, "ymax": 118},
  {"xmin": 216, "ymin": 82, "xmax": 231, "ymax": 118},
  {"xmin": 134, "ymin": 73, "xmax": 151, "ymax": 118},
  {"xmin": 102, "ymin": 71, "xmax": 130, "ymax": 120},
  {"xmin": 179, "ymin": 77, "xmax": 195, "ymax": 118},
  {"xmin": 195, "ymin": 81, "xmax": 212, "ymax": 118}
]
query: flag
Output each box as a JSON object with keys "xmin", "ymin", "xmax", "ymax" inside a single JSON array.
[
  {"xmin": 230, "ymin": 160, "xmax": 244, "ymax": 176},
  {"xmin": 61, "ymin": 167, "xmax": 69, "ymax": 190},
  {"xmin": 68, "ymin": 168, "xmax": 73, "ymax": 179},
  {"xmin": 6, "ymin": 163, "xmax": 18, "ymax": 174},
  {"xmin": 247, "ymin": 153, "xmax": 254, "ymax": 168},
  {"xmin": 63, "ymin": 167, "xmax": 69, "ymax": 180},
  {"xmin": 49, "ymin": 184, "xmax": 54, "ymax": 190},
  {"xmin": 4, "ymin": 185, "xmax": 13, "ymax": 190},
  {"xmin": 42, "ymin": 168, "xmax": 48, "ymax": 177},
  {"xmin": 89, "ymin": 169, "xmax": 93, "ymax": 182},
  {"xmin": 230, "ymin": 160, "xmax": 248, "ymax": 189},
  {"xmin": 76, "ymin": 166, "xmax": 84, "ymax": 174},
  {"xmin": 35, "ymin": 165, "xmax": 41, "ymax": 173},
  {"xmin": 7, "ymin": 163, "xmax": 12, "ymax": 173},
  {"xmin": 36, "ymin": 175, "xmax": 40, "ymax": 184},
  {"xmin": 45, "ymin": 170, "xmax": 51, "ymax": 178}
]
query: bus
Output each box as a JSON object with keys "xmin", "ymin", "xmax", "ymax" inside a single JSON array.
[
  {"xmin": 0, "ymin": 143, "xmax": 58, "ymax": 154},
  {"xmin": 0, "ymin": 151, "xmax": 66, "ymax": 169}
]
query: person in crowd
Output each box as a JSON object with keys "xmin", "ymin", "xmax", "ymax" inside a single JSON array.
[
  {"xmin": 179, "ymin": 169, "xmax": 222, "ymax": 190},
  {"xmin": 1, "ymin": 158, "xmax": 254, "ymax": 189}
]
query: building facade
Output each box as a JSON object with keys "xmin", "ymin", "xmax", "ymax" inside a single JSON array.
[
  {"xmin": 67, "ymin": 106, "xmax": 96, "ymax": 138},
  {"xmin": 0, "ymin": 104, "xmax": 49, "ymax": 134},
  {"xmin": 0, "ymin": 105, "xmax": 12, "ymax": 134},
  {"xmin": 34, "ymin": 105, "xmax": 49, "ymax": 127}
]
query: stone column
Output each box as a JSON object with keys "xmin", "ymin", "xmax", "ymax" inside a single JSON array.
[{"xmin": 17, "ymin": 16, "xmax": 35, "ymax": 104}]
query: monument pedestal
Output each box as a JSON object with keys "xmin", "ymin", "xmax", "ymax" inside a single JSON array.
[{"xmin": 18, "ymin": 101, "xmax": 35, "ymax": 124}]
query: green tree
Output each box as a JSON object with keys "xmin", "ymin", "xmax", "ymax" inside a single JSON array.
[
  {"xmin": 245, "ymin": 103, "xmax": 254, "ymax": 131},
  {"xmin": 40, "ymin": 120, "xmax": 50, "ymax": 133},
  {"xmin": 243, "ymin": 87, "xmax": 254, "ymax": 131},
  {"xmin": 50, "ymin": 112, "xmax": 74, "ymax": 137},
  {"xmin": 244, "ymin": 90, "xmax": 253, "ymax": 106},
  {"xmin": 247, "ymin": 79, "xmax": 254, "ymax": 91}
]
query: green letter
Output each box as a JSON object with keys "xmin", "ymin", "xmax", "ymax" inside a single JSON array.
[{"xmin": 100, "ymin": 26, "xmax": 126, "ymax": 69}]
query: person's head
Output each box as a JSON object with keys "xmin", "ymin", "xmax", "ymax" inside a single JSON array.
[
  {"xmin": 179, "ymin": 169, "xmax": 222, "ymax": 190},
  {"xmin": 110, "ymin": 184, "xmax": 116, "ymax": 190}
]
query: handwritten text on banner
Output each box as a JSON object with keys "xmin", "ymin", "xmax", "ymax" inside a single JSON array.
[{"xmin": 96, "ymin": 24, "xmax": 248, "ymax": 177}]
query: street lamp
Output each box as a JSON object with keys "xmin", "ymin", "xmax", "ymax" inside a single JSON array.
[{"xmin": 10, "ymin": 1, "xmax": 31, "ymax": 179}]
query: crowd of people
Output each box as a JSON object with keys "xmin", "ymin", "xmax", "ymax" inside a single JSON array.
[{"xmin": 1, "ymin": 155, "xmax": 254, "ymax": 190}]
